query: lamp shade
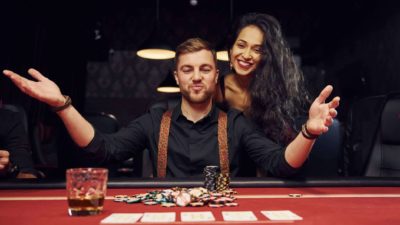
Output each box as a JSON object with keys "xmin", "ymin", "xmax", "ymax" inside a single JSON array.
[
  {"xmin": 216, "ymin": 38, "xmax": 229, "ymax": 61},
  {"xmin": 137, "ymin": 31, "xmax": 175, "ymax": 60},
  {"xmin": 157, "ymin": 71, "xmax": 180, "ymax": 93},
  {"xmin": 216, "ymin": 50, "xmax": 229, "ymax": 61},
  {"xmin": 136, "ymin": 0, "xmax": 175, "ymax": 60}
]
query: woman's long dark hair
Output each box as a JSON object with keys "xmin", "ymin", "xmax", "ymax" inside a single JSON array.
[{"xmin": 228, "ymin": 13, "xmax": 310, "ymax": 145}]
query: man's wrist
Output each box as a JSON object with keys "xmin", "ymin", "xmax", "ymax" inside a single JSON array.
[
  {"xmin": 51, "ymin": 95, "xmax": 72, "ymax": 112},
  {"xmin": 54, "ymin": 95, "xmax": 67, "ymax": 107}
]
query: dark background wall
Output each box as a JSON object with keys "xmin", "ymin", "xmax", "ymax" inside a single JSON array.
[
  {"xmin": 1, "ymin": 0, "xmax": 400, "ymax": 175},
  {"xmin": 1, "ymin": 0, "xmax": 400, "ymax": 125}
]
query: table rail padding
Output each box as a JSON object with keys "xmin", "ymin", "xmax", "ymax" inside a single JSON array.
[{"xmin": 2, "ymin": 177, "xmax": 400, "ymax": 189}]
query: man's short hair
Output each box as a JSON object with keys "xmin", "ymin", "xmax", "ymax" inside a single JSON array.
[{"xmin": 175, "ymin": 38, "xmax": 217, "ymax": 67}]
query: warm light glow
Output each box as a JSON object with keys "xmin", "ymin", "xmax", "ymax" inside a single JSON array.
[
  {"xmin": 137, "ymin": 49, "xmax": 175, "ymax": 60},
  {"xmin": 157, "ymin": 86, "xmax": 180, "ymax": 93},
  {"xmin": 216, "ymin": 50, "xmax": 229, "ymax": 61}
]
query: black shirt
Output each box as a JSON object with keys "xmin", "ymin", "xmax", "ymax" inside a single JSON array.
[
  {"xmin": 84, "ymin": 102, "xmax": 299, "ymax": 177},
  {"xmin": 0, "ymin": 108, "xmax": 35, "ymax": 174}
]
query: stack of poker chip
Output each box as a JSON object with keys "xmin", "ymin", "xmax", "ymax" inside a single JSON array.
[
  {"xmin": 113, "ymin": 187, "xmax": 238, "ymax": 207},
  {"xmin": 216, "ymin": 172, "xmax": 230, "ymax": 192},
  {"xmin": 203, "ymin": 166, "xmax": 219, "ymax": 192},
  {"xmin": 174, "ymin": 191, "xmax": 192, "ymax": 207}
]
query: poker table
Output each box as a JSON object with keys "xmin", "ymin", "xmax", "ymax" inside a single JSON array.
[{"xmin": 1, "ymin": 177, "xmax": 400, "ymax": 225}]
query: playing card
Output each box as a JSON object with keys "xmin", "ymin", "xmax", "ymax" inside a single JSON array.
[
  {"xmin": 261, "ymin": 210, "xmax": 303, "ymax": 221},
  {"xmin": 222, "ymin": 211, "xmax": 258, "ymax": 221},
  {"xmin": 100, "ymin": 213, "xmax": 143, "ymax": 224},
  {"xmin": 181, "ymin": 211, "xmax": 215, "ymax": 222},
  {"xmin": 140, "ymin": 212, "xmax": 176, "ymax": 223}
]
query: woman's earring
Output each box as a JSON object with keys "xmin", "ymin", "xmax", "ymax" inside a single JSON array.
[{"xmin": 229, "ymin": 63, "xmax": 233, "ymax": 71}]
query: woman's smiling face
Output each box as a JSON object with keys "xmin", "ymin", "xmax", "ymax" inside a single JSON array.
[{"xmin": 230, "ymin": 25, "xmax": 264, "ymax": 76}]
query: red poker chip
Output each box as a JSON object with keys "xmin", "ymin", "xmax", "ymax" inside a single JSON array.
[{"xmin": 214, "ymin": 197, "xmax": 233, "ymax": 203}]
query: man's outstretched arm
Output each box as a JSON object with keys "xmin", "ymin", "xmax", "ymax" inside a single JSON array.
[{"xmin": 3, "ymin": 68, "xmax": 94, "ymax": 147}]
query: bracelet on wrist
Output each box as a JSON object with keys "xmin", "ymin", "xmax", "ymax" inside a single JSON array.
[
  {"xmin": 51, "ymin": 95, "xmax": 72, "ymax": 112},
  {"xmin": 301, "ymin": 123, "xmax": 319, "ymax": 140}
]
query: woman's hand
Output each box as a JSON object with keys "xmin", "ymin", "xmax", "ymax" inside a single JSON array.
[{"xmin": 307, "ymin": 85, "xmax": 340, "ymax": 136}]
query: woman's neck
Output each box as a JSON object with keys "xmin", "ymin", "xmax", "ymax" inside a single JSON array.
[{"xmin": 234, "ymin": 73, "xmax": 253, "ymax": 90}]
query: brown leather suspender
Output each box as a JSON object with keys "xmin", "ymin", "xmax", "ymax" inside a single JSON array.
[
  {"xmin": 217, "ymin": 111, "xmax": 229, "ymax": 175},
  {"xmin": 157, "ymin": 110, "xmax": 229, "ymax": 178},
  {"xmin": 157, "ymin": 110, "xmax": 172, "ymax": 178}
]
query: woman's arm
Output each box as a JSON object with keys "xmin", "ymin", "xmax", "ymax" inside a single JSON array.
[{"xmin": 284, "ymin": 85, "xmax": 340, "ymax": 168}]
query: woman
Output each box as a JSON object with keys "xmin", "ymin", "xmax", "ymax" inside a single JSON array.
[{"xmin": 216, "ymin": 13, "xmax": 310, "ymax": 146}]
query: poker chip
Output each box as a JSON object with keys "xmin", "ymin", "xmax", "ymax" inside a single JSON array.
[
  {"xmin": 144, "ymin": 201, "xmax": 158, "ymax": 205},
  {"xmin": 189, "ymin": 202, "xmax": 204, "ymax": 207},
  {"xmin": 213, "ymin": 196, "xmax": 234, "ymax": 204},
  {"xmin": 224, "ymin": 202, "xmax": 239, "ymax": 207},
  {"xmin": 208, "ymin": 203, "xmax": 224, "ymax": 208},
  {"xmin": 175, "ymin": 192, "xmax": 192, "ymax": 207},
  {"xmin": 136, "ymin": 193, "xmax": 148, "ymax": 200},
  {"xmin": 211, "ymin": 193, "xmax": 222, "ymax": 197},
  {"xmin": 288, "ymin": 193, "xmax": 302, "ymax": 198},
  {"xmin": 216, "ymin": 172, "xmax": 230, "ymax": 192},
  {"xmin": 125, "ymin": 197, "xmax": 141, "ymax": 204},
  {"xmin": 189, "ymin": 188, "xmax": 206, "ymax": 198},
  {"xmin": 204, "ymin": 166, "xmax": 219, "ymax": 191},
  {"xmin": 113, "ymin": 186, "xmax": 238, "ymax": 208},
  {"xmin": 161, "ymin": 202, "xmax": 176, "ymax": 207},
  {"xmin": 114, "ymin": 195, "xmax": 128, "ymax": 198},
  {"xmin": 154, "ymin": 193, "xmax": 166, "ymax": 203},
  {"xmin": 222, "ymin": 189, "xmax": 237, "ymax": 195}
]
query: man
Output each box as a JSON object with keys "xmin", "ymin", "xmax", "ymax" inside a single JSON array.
[
  {"xmin": 3, "ymin": 38, "xmax": 340, "ymax": 177},
  {"xmin": 0, "ymin": 107, "xmax": 37, "ymax": 178}
]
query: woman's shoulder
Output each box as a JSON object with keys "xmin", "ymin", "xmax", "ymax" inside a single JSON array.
[
  {"xmin": 223, "ymin": 73, "xmax": 235, "ymax": 79},
  {"xmin": 222, "ymin": 73, "xmax": 236, "ymax": 87},
  {"xmin": 213, "ymin": 74, "xmax": 232, "ymax": 110},
  {"xmin": 215, "ymin": 73, "xmax": 230, "ymax": 102},
  {"xmin": 217, "ymin": 73, "xmax": 236, "ymax": 96}
]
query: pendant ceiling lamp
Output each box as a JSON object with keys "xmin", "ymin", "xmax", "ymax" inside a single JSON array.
[
  {"xmin": 137, "ymin": 0, "xmax": 175, "ymax": 60},
  {"xmin": 216, "ymin": 49, "xmax": 229, "ymax": 61},
  {"xmin": 216, "ymin": 0, "xmax": 233, "ymax": 61},
  {"xmin": 157, "ymin": 70, "xmax": 180, "ymax": 93}
]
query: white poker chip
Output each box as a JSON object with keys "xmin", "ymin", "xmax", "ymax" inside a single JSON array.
[
  {"xmin": 161, "ymin": 202, "xmax": 176, "ymax": 207},
  {"xmin": 224, "ymin": 202, "xmax": 239, "ymax": 207}
]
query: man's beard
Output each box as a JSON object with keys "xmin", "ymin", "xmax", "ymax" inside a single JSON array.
[{"xmin": 180, "ymin": 88, "xmax": 213, "ymax": 104}]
